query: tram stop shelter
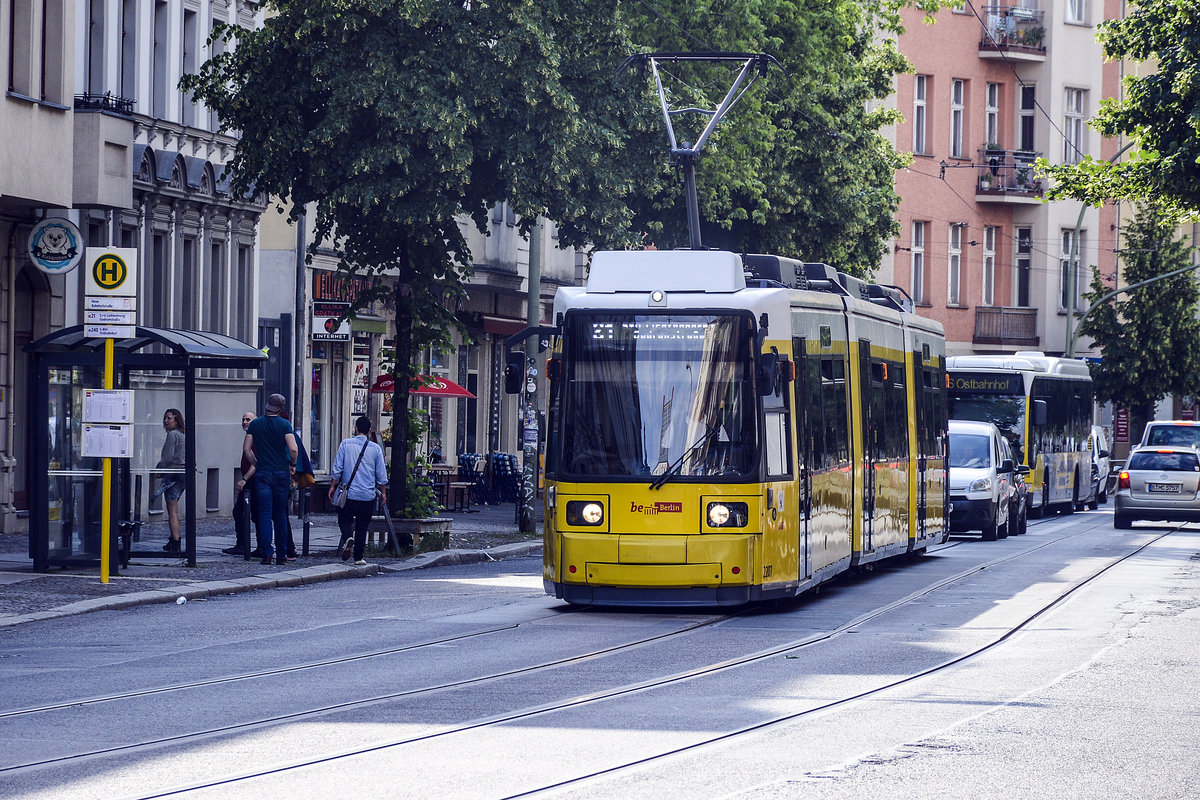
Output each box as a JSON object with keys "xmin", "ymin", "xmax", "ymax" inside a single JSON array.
[{"xmin": 25, "ymin": 326, "xmax": 267, "ymax": 571}]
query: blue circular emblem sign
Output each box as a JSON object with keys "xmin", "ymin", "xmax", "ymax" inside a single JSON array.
[{"xmin": 28, "ymin": 218, "xmax": 83, "ymax": 275}]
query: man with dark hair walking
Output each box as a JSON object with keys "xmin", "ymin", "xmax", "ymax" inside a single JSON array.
[
  {"xmin": 329, "ymin": 415, "xmax": 388, "ymax": 566},
  {"xmin": 244, "ymin": 393, "xmax": 298, "ymax": 566}
]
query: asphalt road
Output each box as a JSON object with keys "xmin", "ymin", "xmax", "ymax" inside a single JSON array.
[{"xmin": 1, "ymin": 505, "xmax": 1198, "ymax": 800}]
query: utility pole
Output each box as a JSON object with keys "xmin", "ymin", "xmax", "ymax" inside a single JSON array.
[{"xmin": 518, "ymin": 220, "xmax": 542, "ymax": 533}]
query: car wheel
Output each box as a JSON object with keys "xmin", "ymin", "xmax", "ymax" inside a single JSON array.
[
  {"xmin": 1017, "ymin": 506, "xmax": 1028, "ymax": 535},
  {"xmin": 1098, "ymin": 485, "xmax": 1108, "ymax": 505},
  {"xmin": 997, "ymin": 516, "xmax": 1009, "ymax": 539},
  {"xmin": 1114, "ymin": 514, "xmax": 1132, "ymax": 530},
  {"xmin": 982, "ymin": 513, "xmax": 998, "ymax": 541}
]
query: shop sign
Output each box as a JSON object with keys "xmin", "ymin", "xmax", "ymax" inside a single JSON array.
[
  {"xmin": 312, "ymin": 301, "xmax": 351, "ymax": 341},
  {"xmin": 28, "ymin": 218, "xmax": 84, "ymax": 275}
]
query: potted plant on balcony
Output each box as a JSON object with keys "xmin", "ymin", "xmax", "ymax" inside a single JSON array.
[{"xmin": 979, "ymin": 172, "xmax": 996, "ymax": 191}]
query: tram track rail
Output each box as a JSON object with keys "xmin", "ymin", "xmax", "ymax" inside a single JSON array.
[{"xmin": 0, "ymin": 515, "xmax": 1127, "ymax": 797}]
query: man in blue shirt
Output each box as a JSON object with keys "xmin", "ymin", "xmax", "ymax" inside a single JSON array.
[
  {"xmin": 244, "ymin": 393, "xmax": 298, "ymax": 565},
  {"xmin": 328, "ymin": 415, "xmax": 388, "ymax": 565}
]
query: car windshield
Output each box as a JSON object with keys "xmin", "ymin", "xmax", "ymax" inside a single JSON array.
[
  {"xmin": 1127, "ymin": 451, "xmax": 1200, "ymax": 472},
  {"xmin": 1143, "ymin": 426, "xmax": 1200, "ymax": 447},
  {"xmin": 949, "ymin": 433, "xmax": 992, "ymax": 469},
  {"xmin": 559, "ymin": 312, "xmax": 758, "ymax": 480}
]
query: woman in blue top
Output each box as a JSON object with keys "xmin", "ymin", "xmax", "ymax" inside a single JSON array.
[{"xmin": 328, "ymin": 415, "xmax": 388, "ymax": 565}]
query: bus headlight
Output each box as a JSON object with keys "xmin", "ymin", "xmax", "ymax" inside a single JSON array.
[
  {"xmin": 707, "ymin": 502, "xmax": 749, "ymax": 528},
  {"xmin": 566, "ymin": 500, "xmax": 604, "ymax": 526}
]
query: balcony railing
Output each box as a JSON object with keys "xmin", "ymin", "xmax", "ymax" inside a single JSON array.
[
  {"xmin": 976, "ymin": 148, "xmax": 1045, "ymax": 197},
  {"xmin": 974, "ymin": 306, "xmax": 1038, "ymax": 346},
  {"xmin": 979, "ymin": 6, "xmax": 1046, "ymax": 54},
  {"xmin": 74, "ymin": 92, "xmax": 135, "ymax": 116}
]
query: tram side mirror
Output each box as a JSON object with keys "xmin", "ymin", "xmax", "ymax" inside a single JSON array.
[
  {"xmin": 504, "ymin": 352, "xmax": 525, "ymax": 394},
  {"xmin": 1032, "ymin": 399, "xmax": 1048, "ymax": 426},
  {"xmin": 757, "ymin": 353, "xmax": 781, "ymax": 396}
]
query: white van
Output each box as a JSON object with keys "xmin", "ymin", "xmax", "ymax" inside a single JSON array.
[{"xmin": 948, "ymin": 419, "xmax": 1022, "ymax": 540}]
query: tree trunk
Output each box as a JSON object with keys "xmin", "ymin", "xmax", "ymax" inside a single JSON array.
[
  {"xmin": 1129, "ymin": 400, "xmax": 1156, "ymax": 448},
  {"xmin": 389, "ymin": 254, "xmax": 413, "ymax": 522}
]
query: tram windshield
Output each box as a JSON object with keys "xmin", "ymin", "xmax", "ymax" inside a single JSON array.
[{"xmin": 559, "ymin": 312, "xmax": 758, "ymax": 480}]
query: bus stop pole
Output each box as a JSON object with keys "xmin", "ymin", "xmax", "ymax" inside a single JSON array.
[{"xmin": 100, "ymin": 337, "xmax": 114, "ymax": 583}]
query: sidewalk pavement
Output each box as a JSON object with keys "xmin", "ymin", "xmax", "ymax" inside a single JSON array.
[{"xmin": 0, "ymin": 504, "xmax": 543, "ymax": 628}]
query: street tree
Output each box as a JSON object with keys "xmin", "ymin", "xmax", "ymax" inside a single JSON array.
[
  {"xmin": 1079, "ymin": 204, "xmax": 1200, "ymax": 441},
  {"xmin": 1042, "ymin": 0, "xmax": 1200, "ymax": 212},
  {"xmin": 183, "ymin": 0, "xmax": 655, "ymax": 517}
]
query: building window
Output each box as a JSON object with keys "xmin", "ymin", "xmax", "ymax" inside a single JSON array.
[
  {"xmin": 985, "ymin": 83, "xmax": 1000, "ymax": 147},
  {"xmin": 948, "ymin": 224, "xmax": 962, "ymax": 306},
  {"xmin": 1016, "ymin": 227, "xmax": 1032, "ymax": 307},
  {"xmin": 911, "ymin": 222, "xmax": 927, "ymax": 304},
  {"xmin": 950, "ymin": 79, "xmax": 965, "ymax": 158},
  {"xmin": 9, "ymin": 0, "xmax": 67, "ymax": 101},
  {"xmin": 982, "ymin": 226, "xmax": 996, "ymax": 306},
  {"xmin": 1064, "ymin": 88, "xmax": 1086, "ymax": 164},
  {"xmin": 1060, "ymin": 229, "xmax": 1085, "ymax": 310},
  {"xmin": 182, "ymin": 9, "xmax": 198, "ymax": 126},
  {"xmin": 152, "ymin": 0, "xmax": 168, "ymax": 118},
  {"xmin": 1019, "ymin": 85, "xmax": 1036, "ymax": 152},
  {"xmin": 1067, "ymin": 0, "xmax": 1087, "ymax": 24},
  {"xmin": 121, "ymin": 0, "xmax": 137, "ymax": 101},
  {"xmin": 914, "ymin": 75, "xmax": 928, "ymax": 155},
  {"xmin": 236, "ymin": 245, "xmax": 252, "ymax": 342}
]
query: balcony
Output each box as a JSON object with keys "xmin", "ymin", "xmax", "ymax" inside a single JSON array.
[
  {"xmin": 72, "ymin": 93, "xmax": 135, "ymax": 209},
  {"xmin": 975, "ymin": 148, "xmax": 1045, "ymax": 204},
  {"xmin": 974, "ymin": 306, "xmax": 1038, "ymax": 347},
  {"xmin": 978, "ymin": 6, "xmax": 1046, "ymax": 61}
]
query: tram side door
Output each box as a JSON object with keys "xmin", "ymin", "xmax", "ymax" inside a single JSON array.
[
  {"xmin": 858, "ymin": 339, "xmax": 876, "ymax": 552},
  {"xmin": 792, "ymin": 337, "xmax": 812, "ymax": 580}
]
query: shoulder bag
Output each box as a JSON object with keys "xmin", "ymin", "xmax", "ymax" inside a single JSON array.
[{"xmin": 331, "ymin": 439, "xmax": 368, "ymax": 509}]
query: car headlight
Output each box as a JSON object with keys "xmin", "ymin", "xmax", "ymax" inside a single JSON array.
[
  {"xmin": 566, "ymin": 500, "xmax": 604, "ymax": 526},
  {"xmin": 707, "ymin": 501, "xmax": 749, "ymax": 528},
  {"xmin": 969, "ymin": 477, "xmax": 992, "ymax": 493}
]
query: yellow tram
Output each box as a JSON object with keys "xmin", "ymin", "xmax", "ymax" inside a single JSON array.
[{"xmin": 521, "ymin": 249, "xmax": 947, "ymax": 606}]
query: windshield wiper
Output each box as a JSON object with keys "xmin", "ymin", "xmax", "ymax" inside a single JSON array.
[{"xmin": 650, "ymin": 425, "xmax": 721, "ymax": 490}]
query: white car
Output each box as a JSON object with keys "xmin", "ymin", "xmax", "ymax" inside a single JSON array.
[
  {"xmin": 1089, "ymin": 424, "xmax": 1112, "ymax": 507},
  {"xmin": 948, "ymin": 419, "xmax": 1018, "ymax": 540}
]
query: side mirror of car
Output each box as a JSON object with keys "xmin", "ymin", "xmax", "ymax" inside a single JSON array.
[
  {"xmin": 999, "ymin": 458, "xmax": 1014, "ymax": 474},
  {"xmin": 1016, "ymin": 464, "xmax": 1031, "ymax": 476},
  {"xmin": 1099, "ymin": 449, "xmax": 1110, "ymax": 458}
]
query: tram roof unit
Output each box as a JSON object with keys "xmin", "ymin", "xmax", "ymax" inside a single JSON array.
[
  {"xmin": 947, "ymin": 351, "xmax": 1092, "ymax": 379},
  {"xmin": 580, "ymin": 250, "xmax": 915, "ymax": 313}
]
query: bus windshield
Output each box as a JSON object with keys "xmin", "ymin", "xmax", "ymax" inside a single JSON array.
[
  {"xmin": 948, "ymin": 391, "xmax": 1026, "ymax": 464},
  {"xmin": 559, "ymin": 313, "xmax": 758, "ymax": 480}
]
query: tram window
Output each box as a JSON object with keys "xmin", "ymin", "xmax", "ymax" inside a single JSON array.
[{"xmin": 765, "ymin": 411, "xmax": 791, "ymax": 477}]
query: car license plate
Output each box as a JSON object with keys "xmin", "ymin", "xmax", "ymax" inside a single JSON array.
[{"xmin": 1148, "ymin": 483, "xmax": 1181, "ymax": 493}]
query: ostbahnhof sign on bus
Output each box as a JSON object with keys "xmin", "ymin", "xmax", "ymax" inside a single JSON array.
[{"xmin": 948, "ymin": 372, "xmax": 1023, "ymax": 395}]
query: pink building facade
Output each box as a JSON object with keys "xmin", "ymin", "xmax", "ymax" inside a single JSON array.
[{"xmin": 892, "ymin": 1, "xmax": 1117, "ymax": 358}]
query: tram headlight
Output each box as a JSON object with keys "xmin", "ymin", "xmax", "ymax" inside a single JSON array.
[
  {"xmin": 566, "ymin": 500, "xmax": 604, "ymax": 526},
  {"xmin": 707, "ymin": 501, "xmax": 749, "ymax": 528}
]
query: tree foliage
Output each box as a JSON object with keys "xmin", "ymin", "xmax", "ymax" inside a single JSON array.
[
  {"xmin": 183, "ymin": 0, "xmax": 655, "ymax": 514},
  {"xmin": 1080, "ymin": 204, "xmax": 1200, "ymax": 428},
  {"xmin": 1042, "ymin": 0, "xmax": 1200, "ymax": 212}
]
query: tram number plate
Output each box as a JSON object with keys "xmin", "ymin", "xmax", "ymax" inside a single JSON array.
[{"xmin": 1147, "ymin": 483, "xmax": 1181, "ymax": 493}]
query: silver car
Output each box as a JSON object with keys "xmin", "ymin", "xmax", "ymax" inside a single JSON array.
[{"xmin": 1114, "ymin": 446, "xmax": 1200, "ymax": 529}]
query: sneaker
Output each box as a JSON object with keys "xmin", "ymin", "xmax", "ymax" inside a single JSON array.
[
  {"xmin": 276, "ymin": 556, "xmax": 288, "ymax": 565},
  {"xmin": 222, "ymin": 546, "xmax": 246, "ymax": 556},
  {"xmin": 260, "ymin": 556, "xmax": 273, "ymax": 566},
  {"xmin": 340, "ymin": 540, "xmax": 353, "ymax": 561},
  {"xmin": 162, "ymin": 539, "xmax": 181, "ymax": 553},
  {"xmin": 354, "ymin": 560, "xmax": 367, "ymax": 566}
]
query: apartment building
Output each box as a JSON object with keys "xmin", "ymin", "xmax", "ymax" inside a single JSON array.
[
  {"xmin": 892, "ymin": 0, "xmax": 1120, "ymax": 358},
  {"xmin": 1, "ymin": 0, "xmax": 266, "ymax": 534}
]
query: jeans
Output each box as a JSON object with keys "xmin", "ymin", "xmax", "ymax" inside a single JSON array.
[
  {"xmin": 337, "ymin": 497, "xmax": 374, "ymax": 562},
  {"xmin": 255, "ymin": 470, "xmax": 291, "ymax": 559}
]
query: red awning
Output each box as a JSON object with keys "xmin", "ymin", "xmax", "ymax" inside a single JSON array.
[{"xmin": 369, "ymin": 374, "xmax": 475, "ymax": 399}]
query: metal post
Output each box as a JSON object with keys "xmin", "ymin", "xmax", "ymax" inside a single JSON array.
[
  {"xmin": 294, "ymin": 209, "xmax": 311, "ymax": 553},
  {"xmin": 682, "ymin": 156, "xmax": 703, "ymax": 250},
  {"xmin": 518, "ymin": 220, "xmax": 542, "ymax": 533}
]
